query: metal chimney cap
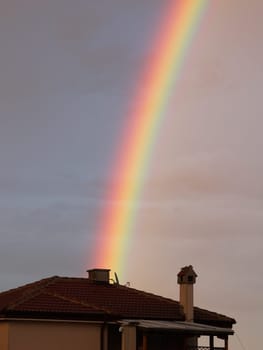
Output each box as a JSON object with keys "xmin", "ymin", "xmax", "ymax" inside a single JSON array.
[{"xmin": 177, "ymin": 265, "xmax": 197, "ymax": 285}]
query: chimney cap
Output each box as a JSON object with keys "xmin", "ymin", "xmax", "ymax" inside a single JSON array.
[{"xmin": 177, "ymin": 265, "xmax": 197, "ymax": 285}]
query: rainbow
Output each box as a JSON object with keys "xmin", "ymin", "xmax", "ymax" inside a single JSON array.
[{"xmin": 92, "ymin": 0, "xmax": 208, "ymax": 278}]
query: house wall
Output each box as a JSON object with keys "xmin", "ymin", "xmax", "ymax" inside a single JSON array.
[
  {"xmin": 8, "ymin": 320, "xmax": 101, "ymax": 350},
  {"xmin": 0, "ymin": 322, "xmax": 9, "ymax": 350}
]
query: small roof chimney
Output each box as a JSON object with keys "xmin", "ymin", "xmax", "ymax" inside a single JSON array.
[
  {"xmin": 87, "ymin": 268, "xmax": 110, "ymax": 284},
  {"xmin": 177, "ymin": 265, "xmax": 197, "ymax": 322}
]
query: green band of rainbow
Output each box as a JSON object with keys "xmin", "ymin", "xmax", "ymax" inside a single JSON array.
[{"xmin": 92, "ymin": 0, "xmax": 208, "ymax": 278}]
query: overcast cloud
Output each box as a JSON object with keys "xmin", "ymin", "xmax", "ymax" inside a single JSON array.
[{"xmin": 0, "ymin": 1, "xmax": 262, "ymax": 349}]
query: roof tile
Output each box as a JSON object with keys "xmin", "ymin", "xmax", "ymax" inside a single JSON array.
[{"xmin": 0, "ymin": 276, "xmax": 235, "ymax": 327}]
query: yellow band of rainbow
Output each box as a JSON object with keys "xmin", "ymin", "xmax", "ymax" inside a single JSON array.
[{"xmin": 92, "ymin": 0, "xmax": 208, "ymax": 278}]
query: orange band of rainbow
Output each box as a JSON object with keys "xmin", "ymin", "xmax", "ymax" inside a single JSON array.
[{"xmin": 92, "ymin": 0, "xmax": 208, "ymax": 278}]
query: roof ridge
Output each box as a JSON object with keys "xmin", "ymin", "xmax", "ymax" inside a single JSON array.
[
  {"xmin": 6, "ymin": 276, "xmax": 59, "ymax": 310},
  {"xmin": 44, "ymin": 291, "xmax": 112, "ymax": 315},
  {"xmin": 0, "ymin": 276, "xmax": 58, "ymax": 297},
  {"xmin": 194, "ymin": 306, "xmax": 236, "ymax": 323}
]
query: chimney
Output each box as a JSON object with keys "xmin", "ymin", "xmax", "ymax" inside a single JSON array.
[
  {"xmin": 87, "ymin": 268, "xmax": 110, "ymax": 284},
  {"xmin": 177, "ymin": 265, "xmax": 197, "ymax": 322}
]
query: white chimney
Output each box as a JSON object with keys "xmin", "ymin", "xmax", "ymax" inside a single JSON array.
[{"xmin": 177, "ymin": 265, "xmax": 197, "ymax": 322}]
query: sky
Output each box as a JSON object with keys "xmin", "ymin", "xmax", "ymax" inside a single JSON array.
[{"xmin": 0, "ymin": 1, "xmax": 262, "ymax": 349}]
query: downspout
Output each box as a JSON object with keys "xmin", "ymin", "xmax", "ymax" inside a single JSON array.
[
  {"xmin": 100, "ymin": 321, "xmax": 107, "ymax": 350},
  {"xmin": 142, "ymin": 333, "xmax": 147, "ymax": 350}
]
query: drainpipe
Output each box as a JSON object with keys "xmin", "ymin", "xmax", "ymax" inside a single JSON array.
[
  {"xmin": 209, "ymin": 335, "xmax": 214, "ymax": 350},
  {"xmin": 142, "ymin": 334, "xmax": 147, "ymax": 350},
  {"xmin": 100, "ymin": 321, "xmax": 107, "ymax": 350},
  {"xmin": 224, "ymin": 336, "xmax": 229, "ymax": 350}
]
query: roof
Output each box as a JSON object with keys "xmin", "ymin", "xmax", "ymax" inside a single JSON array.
[
  {"xmin": 0, "ymin": 276, "xmax": 235, "ymax": 328},
  {"xmin": 120, "ymin": 320, "xmax": 234, "ymax": 336}
]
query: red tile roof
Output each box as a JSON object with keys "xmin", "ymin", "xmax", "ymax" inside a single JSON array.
[{"xmin": 0, "ymin": 276, "xmax": 235, "ymax": 327}]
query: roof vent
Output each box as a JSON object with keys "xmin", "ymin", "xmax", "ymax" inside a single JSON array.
[{"xmin": 87, "ymin": 268, "xmax": 110, "ymax": 284}]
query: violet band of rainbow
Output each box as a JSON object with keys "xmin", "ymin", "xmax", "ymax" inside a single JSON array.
[{"xmin": 92, "ymin": 0, "xmax": 208, "ymax": 278}]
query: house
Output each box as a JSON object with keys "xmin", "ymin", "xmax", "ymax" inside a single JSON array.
[{"xmin": 0, "ymin": 266, "xmax": 235, "ymax": 350}]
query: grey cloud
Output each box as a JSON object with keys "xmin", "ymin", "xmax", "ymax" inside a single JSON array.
[
  {"xmin": 0, "ymin": 2, "xmax": 262, "ymax": 349},
  {"xmin": 0, "ymin": 201, "xmax": 96, "ymax": 288},
  {"xmin": 142, "ymin": 157, "xmax": 263, "ymax": 202}
]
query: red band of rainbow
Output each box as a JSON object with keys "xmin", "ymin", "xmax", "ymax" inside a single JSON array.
[{"xmin": 92, "ymin": 0, "xmax": 208, "ymax": 278}]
